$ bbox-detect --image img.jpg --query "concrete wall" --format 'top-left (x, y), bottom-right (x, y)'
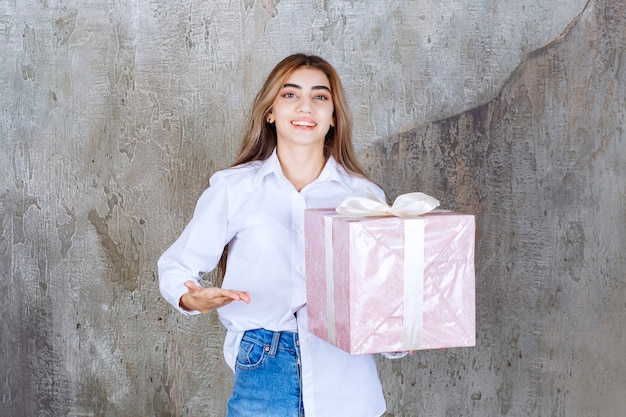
top-left (1, 0), bottom-right (624, 416)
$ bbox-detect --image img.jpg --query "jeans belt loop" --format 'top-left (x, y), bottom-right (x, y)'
top-left (269, 330), bottom-right (281, 358)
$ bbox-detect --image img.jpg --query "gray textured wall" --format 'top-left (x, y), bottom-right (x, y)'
top-left (1, 0), bottom-right (624, 416)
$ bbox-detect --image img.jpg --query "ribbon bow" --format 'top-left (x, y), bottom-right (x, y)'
top-left (336, 189), bottom-right (440, 218)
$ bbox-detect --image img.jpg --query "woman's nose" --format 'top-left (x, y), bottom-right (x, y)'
top-left (296, 97), bottom-right (312, 113)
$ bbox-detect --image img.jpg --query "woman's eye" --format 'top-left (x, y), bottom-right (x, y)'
top-left (315, 95), bottom-right (329, 101)
top-left (283, 92), bottom-right (296, 98)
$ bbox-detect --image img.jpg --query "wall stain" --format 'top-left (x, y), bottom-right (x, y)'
top-left (260, 0), bottom-right (280, 17)
top-left (56, 201), bottom-right (76, 259)
top-left (53, 8), bottom-right (77, 46)
top-left (243, 0), bottom-right (254, 11)
top-left (87, 191), bottom-right (141, 291)
top-left (0, 200), bottom-right (7, 257)
top-left (496, 381), bottom-right (513, 415)
top-left (20, 25), bottom-right (37, 81)
top-left (561, 222), bottom-right (586, 282)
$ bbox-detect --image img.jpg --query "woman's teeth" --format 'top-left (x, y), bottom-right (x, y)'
top-left (292, 121), bottom-right (316, 127)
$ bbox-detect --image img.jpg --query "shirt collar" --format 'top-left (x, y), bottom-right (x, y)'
top-left (251, 148), bottom-right (282, 185)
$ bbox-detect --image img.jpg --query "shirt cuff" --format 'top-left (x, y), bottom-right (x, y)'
top-left (170, 287), bottom-right (202, 316)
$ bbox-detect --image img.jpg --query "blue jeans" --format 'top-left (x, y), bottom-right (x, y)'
top-left (226, 329), bottom-right (304, 417)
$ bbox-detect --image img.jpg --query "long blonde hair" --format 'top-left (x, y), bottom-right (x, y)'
top-left (218, 54), bottom-right (369, 281)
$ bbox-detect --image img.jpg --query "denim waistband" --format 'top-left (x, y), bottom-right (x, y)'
top-left (242, 328), bottom-right (299, 358)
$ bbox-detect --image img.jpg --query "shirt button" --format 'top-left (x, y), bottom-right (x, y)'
top-left (297, 266), bottom-right (304, 273)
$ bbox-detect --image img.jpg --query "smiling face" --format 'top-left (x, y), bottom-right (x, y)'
top-left (268, 67), bottom-right (335, 152)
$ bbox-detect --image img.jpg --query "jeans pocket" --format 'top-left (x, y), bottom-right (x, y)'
top-left (235, 340), bottom-right (267, 371)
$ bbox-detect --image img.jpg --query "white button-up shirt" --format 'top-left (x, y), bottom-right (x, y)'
top-left (158, 149), bottom-right (387, 416)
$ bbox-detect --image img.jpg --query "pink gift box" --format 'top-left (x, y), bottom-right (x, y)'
top-left (305, 209), bottom-right (476, 355)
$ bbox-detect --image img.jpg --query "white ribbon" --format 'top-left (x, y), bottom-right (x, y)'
top-left (323, 216), bottom-right (337, 345)
top-left (403, 219), bottom-right (424, 349)
top-left (336, 189), bottom-right (440, 218)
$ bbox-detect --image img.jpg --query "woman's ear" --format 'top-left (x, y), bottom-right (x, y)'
top-left (266, 109), bottom-right (274, 124)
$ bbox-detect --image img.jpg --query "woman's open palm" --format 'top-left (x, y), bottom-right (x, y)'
top-left (180, 280), bottom-right (251, 313)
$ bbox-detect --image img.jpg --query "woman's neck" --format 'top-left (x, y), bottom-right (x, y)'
top-left (276, 145), bottom-right (326, 192)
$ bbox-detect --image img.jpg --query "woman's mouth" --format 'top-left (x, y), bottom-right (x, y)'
top-left (291, 120), bottom-right (317, 127)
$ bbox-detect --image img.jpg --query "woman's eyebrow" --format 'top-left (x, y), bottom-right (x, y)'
top-left (283, 83), bottom-right (332, 93)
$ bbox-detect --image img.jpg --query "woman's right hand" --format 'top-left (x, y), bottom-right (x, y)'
top-left (179, 280), bottom-right (251, 313)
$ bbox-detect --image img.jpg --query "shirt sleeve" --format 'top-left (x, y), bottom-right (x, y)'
top-left (356, 177), bottom-right (387, 204)
top-left (158, 176), bottom-right (232, 315)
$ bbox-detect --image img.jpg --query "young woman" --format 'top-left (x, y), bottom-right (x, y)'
top-left (158, 54), bottom-right (388, 416)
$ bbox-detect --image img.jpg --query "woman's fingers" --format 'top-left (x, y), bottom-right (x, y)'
top-left (185, 281), bottom-right (249, 301)
top-left (225, 289), bottom-right (251, 303)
